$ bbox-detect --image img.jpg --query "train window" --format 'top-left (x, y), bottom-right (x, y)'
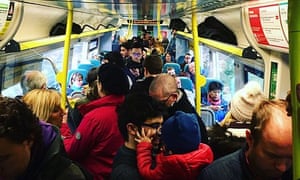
top-left (201, 45), bottom-right (235, 102)
top-left (43, 47), bottom-right (64, 71)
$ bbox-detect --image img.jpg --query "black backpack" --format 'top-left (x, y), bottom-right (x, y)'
top-left (198, 16), bottom-right (237, 45)
top-left (169, 18), bottom-right (191, 32)
top-left (50, 22), bottom-right (82, 36)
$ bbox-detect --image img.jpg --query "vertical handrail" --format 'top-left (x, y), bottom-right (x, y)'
top-left (156, 0), bottom-right (162, 41)
top-left (288, 0), bottom-right (300, 179)
top-left (60, 1), bottom-right (73, 109)
top-left (192, 0), bottom-right (201, 114)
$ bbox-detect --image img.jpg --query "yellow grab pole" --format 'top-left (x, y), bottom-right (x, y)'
top-left (157, 0), bottom-right (162, 41)
top-left (192, 0), bottom-right (202, 114)
top-left (58, 2), bottom-right (73, 109)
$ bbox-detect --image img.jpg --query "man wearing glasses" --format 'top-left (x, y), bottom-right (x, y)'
top-left (126, 41), bottom-right (144, 81)
top-left (111, 93), bottom-right (165, 180)
top-left (149, 73), bottom-right (208, 143)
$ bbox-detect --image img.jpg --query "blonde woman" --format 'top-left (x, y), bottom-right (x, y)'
top-left (23, 89), bottom-right (65, 128)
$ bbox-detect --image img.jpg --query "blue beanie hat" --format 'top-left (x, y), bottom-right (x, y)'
top-left (98, 63), bottom-right (129, 95)
top-left (161, 111), bottom-right (201, 154)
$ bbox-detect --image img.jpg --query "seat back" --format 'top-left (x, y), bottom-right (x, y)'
top-left (178, 76), bottom-right (194, 91)
top-left (90, 59), bottom-right (101, 67)
top-left (162, 62), bottom-right (181, 75)
top-left (201, 107), bottom-right (216, 128)
top-left (176, 55), bottom-right (185, 64)
top-left (183, 63), bottom-right (189, 72)
top-left (77, 63), bottom-right (95, 71)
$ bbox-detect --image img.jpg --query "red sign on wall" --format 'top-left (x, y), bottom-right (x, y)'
top-left (248, 3), bottom-right (288, 49)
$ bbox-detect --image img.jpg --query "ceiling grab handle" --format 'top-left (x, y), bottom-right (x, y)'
top-left (192, 0), bottom-right (204, 115)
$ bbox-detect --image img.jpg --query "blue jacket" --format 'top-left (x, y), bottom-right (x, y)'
top-left (201, 96), bottom-right (228, 122)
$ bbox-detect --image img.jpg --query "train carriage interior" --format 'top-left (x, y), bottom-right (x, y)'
top-left (0, 0), bottom-right (292, 126)
top-left (0, 0), bottom-right (299, 178)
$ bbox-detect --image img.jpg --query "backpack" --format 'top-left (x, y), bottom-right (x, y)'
top-left (66, 98), bottom-right (84, 133)
top-left (207, 124), bottom-right (246, 159)
top-left (169, 18), bottom-right (191, 32)
top-left (198, 16), bottom-right (237, 45)
top-left (50, 22), bottom-right (82, 36)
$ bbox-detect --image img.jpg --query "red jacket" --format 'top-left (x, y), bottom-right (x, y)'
top-left (137, 142), bottom-right (213, 180)
top-left (61, 95), bottom-right (125, 180)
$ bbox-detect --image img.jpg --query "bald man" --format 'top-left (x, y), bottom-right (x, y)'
top-left (149, 73), bottom-right (208, 143)
top-left (198, 99), bottom-right (292, 180)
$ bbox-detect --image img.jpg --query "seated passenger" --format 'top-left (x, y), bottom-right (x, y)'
top-left (201, 81), bottom-right (228, 122)
top-left (184, 61), bottom-right (196, 84)
top-left (0, 97), bottom-right (92, 180)
top-left (68, 72), bottom-right (84, 96)
top-left (198, 99), bottom-right (292, 180)
top-left (23, 89), bottom-right (65, 128)
top-left (20, 70), bottom-right (47, 95)
top-left (176, 76), bottom-right (195, 107)
top-left (207, 81), bottom-right (265, 159)
top-left (163, 52), bottom-right (174, 64)
top-left (136, 111), bottom-right (213, 180)
top-left (180, 52), bottom-right (192, 71)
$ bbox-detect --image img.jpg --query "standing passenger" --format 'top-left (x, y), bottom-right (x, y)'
top-left (120, 41), bottom-right (131, 65)
top-left (61, 64), bottom-right (129, 180)
top-left (198, 99), bottom-right (292, 180)
top-left (0, 97), bottom-right (92, 179)
top-left (149, 73), bottom-right (208, 143)
top-left (23, 89), bottom-right (65, 128)
top-left (126, 42), bottom-right (144, 81)
top-left (111, 93), bottom-right (165, 180)
top-left (130, 54), bottom-right (163, 95)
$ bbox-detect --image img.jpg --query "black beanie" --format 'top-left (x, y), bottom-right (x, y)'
top-left (97, 64), bottom-right (129, 95)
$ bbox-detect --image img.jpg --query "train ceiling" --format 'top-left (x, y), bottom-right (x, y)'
top-left (19, 0), bottom-right (246, 20)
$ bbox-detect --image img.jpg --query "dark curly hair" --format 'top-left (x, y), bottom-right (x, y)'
top-left (117, 93), bottom-right (166, 141)
top-left (0, 97), bottom-right (42, 144)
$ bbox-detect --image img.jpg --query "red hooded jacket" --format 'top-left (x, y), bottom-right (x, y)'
top-left (137, 142), bottom-right (213, 180)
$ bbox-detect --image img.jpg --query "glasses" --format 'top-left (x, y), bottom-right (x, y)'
top-left (160, 94), bottom-right (173, 104)
top-left (159, 91), bottom-right (177, 104)
top-left (132, 52), bottom-right (142, 57)
top-left (142, 123), bottom-right (162, 133)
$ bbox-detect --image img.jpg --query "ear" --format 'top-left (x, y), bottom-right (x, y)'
top-left (127, 123), bottom-right (138, 136)
top-left (23, 139), bottom-right (34, 148)
top-left (245, 129), bottom-right (254, 148)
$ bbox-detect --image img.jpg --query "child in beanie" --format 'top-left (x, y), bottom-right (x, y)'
top-left (135, 111), bottom-right (213, 180)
